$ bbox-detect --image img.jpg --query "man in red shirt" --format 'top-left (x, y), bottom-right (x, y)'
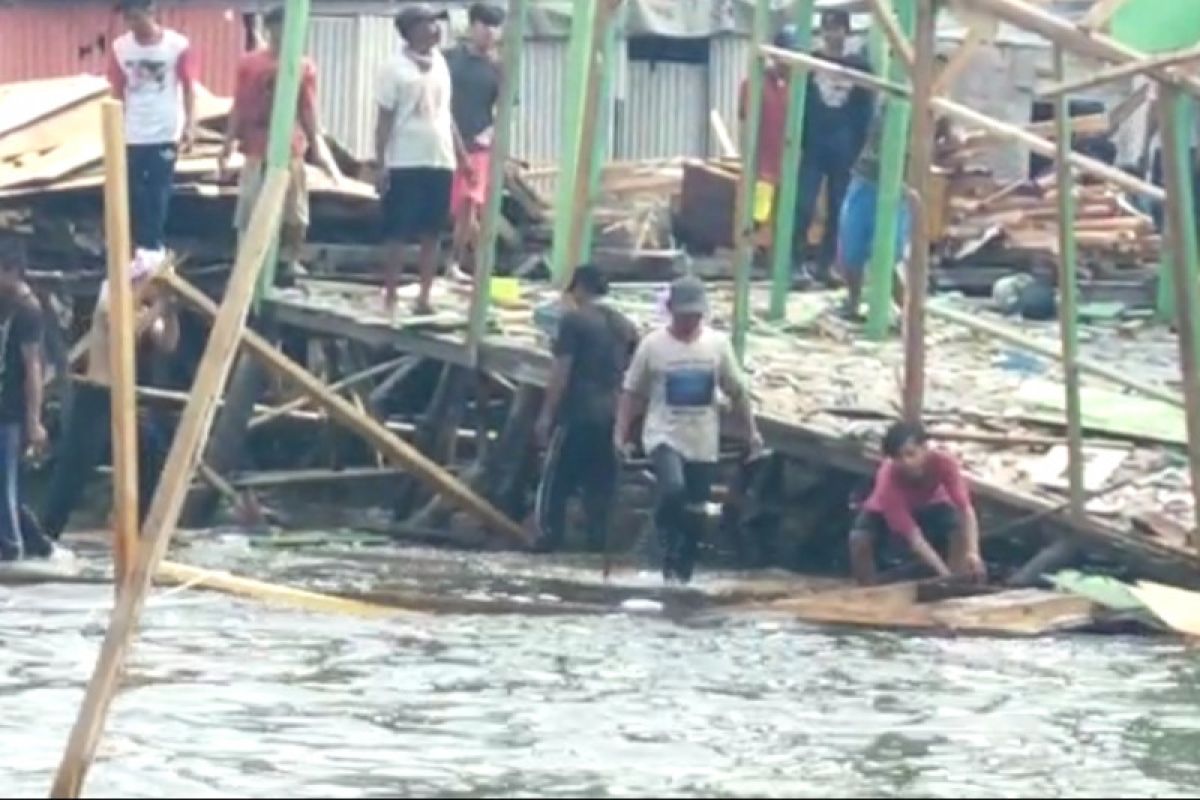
top-left (849, 422), bottom-right (985, 585)
top-left (737, 27), bottom-right (797, 235)
top-left (217, 5), bottom-right (340, 283)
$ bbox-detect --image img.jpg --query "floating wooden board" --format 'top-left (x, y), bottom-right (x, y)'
top-left (1129, 580), bottom-right (1200, 637)
top-left (1015, 379), bottom-right (1187, 445)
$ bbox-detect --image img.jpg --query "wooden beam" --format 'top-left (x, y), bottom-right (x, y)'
top-left (901, 0), bottom-right (937, 421)
top-left (763, 46), bottom-right (1167, 201)
top-left (162, 271), bottom-right (531, 548)
top-left (1052, 46), bottom-right (1086, 519)
top-left (1040, 46), bottom-right (1200, 98)
top-left (99, 100), bottom-right (138, 591)
top-left (48, 167), bottom-right (291, 800)
top-left (247, 354), bottom-right (410, 430)
top-left (1078, 0), bottom-right (1130, 31)
top-left (932, 22), bottom-right (992, 96)
top-left (867, 0), bottom-right (917, 74)
top-left (963, 0), bottom-right (1200, 99)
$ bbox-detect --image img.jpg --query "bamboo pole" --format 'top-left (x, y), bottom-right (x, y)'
top-left (733, 0), bottom-right (770, 360)
top-left (48, 168), bottom-right (291, 800)
top-left (762, 45), bottom-right (1167, 201)
top-left (249, 354), bottom-right (410, 430)
top-left (1039, 45), bottom-right (1200, 98)
top-left (932, 22), bottom-right (991, 96)
top-left (866, 0), bottom-right (916, 74)
top-left (901, 0), bottom-right (936, 421)
top-left (866, 0), bottom-right (915, 340)
top-left (163, 271), bottom-right (531, 547)
top-left (929, 302), bottom-right (1184, 408)
top-left (1078, 0), bottom-right (1131, 31)
top-left (98, 101), bottom-right (138, 591)
top-left (467, 0), bottom-right (526, 363)
top-left (960, 0), bottom-right (1200, 98)
top-left (768, 0), bottom-right (815, 321)
top-left (1052, 46), bottom-right (1085, 519)
top-left (1157, 87), bottom-right (1200, 551)
top-left (579, 0), bottom-right (623, 260)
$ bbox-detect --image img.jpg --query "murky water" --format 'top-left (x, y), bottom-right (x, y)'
top-left (3, 541), bottom-right (1200, 798)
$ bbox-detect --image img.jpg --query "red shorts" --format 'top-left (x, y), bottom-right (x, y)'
top-left (450, 149), bottom-right (491, 216)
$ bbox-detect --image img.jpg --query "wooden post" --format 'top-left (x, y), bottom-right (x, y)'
top-left (98, 100), bottom-right (138, 591)
top-left (466, 0), bottom-right (526, 363)
top-left (901, 0), bottom-right (936, 422)
top-left (163, 271), bottom-right (530, 547)
top-left (1053, 46), bottom-right (1086, 519)
top-left (549, 0), bottom-right (599, 283)
top-left (560, 0), bottom-right (619, 287)
top-left (866, 0), bottom-right (916, 74)
top-left (768, 0), bottom-right (815, 321)
top-left (865, 0), bottom-right (915, 340)
top-left (247, 354), bottom-right (410, 429)
top-left (1157, 87), bottom-right (1200, 551)
top-left (1040, 45), bottom-right (1200, 98)
top-left (254, 0), bottom-right (311, 302)
top-left (733, 0), bottom-right (770, 360)
top-left (49, 169), bottom-right (290, 800)
top-left (580, 0), bottom-right (623, 260)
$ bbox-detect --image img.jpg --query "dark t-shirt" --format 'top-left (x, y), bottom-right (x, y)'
top-left (803, 51), bottom-right (874, 164)
top-left (445, 45), bottom-right (501, 149)
top-left (554, 303), bottom-right (638, 426)
top-left (0, 296), bottom-right (42, 424)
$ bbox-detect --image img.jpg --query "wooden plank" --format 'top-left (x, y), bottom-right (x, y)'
top-left (1078, 0), bottom-right (1131, 31)
top-left (100, 100), bottom-right (138, 591)
top-left (866, 0), bottom-right (917, 74)
top-left (0, 75), bottom-right (107, 137)
top-left (1039, 46), bottom-right (1200, 98)
top-left (48, 168), bottom-right (290, 800)
top-left (165, 271), bottom-right (531, 547)
top-left (247, 354), bottom-right (411, 430)
top-left (932, 22), bottom-right (993, 97)
top-left (1129, 580), bottom-right (1200, 636)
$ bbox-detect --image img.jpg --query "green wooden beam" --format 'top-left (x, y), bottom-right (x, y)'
top-left (579, 0), bottom-right (621, 260)
top-left (768, 0), bottom-right (816, 321)
top-left (466, 0), bottom-right (526, 363)
top-left (732, 0), bottom-right (770, 360)
top-left (864, 0), bottom-right (914, 340)
top-left (254, 0), bottom-right (311, 304)
top-left (1052, 46), bottom-right (1085, 518)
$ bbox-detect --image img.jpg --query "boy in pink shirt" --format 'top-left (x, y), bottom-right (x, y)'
top-left (849, 422), bottom-right (985, 585)
top-left (107, 0), bottom-right (196, 251)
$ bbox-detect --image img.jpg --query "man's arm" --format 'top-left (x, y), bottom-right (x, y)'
top-left (218, 62), bottom-right (244, 180)
top-left (19, 305), bottom-right (45, 452)
top-left (615, 338), bottom-right (651, 451)
top-left (537, 354), bottom-right (572, 444)
top-left (718, 339), bottom-right (762, 453)
top-left (906, 530), bottom-right (953, 578)
top-left (299, 65), bottom-right (342, 182)
top-left (106, 51), bottom-right (127, 101)
top-left (941, 454), bottom-right (984, 575)
top-left (178, 45), bottom-right (198, 149)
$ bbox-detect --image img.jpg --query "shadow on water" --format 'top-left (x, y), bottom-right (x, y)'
top-left (2, 536), bottom-right (1200, 798)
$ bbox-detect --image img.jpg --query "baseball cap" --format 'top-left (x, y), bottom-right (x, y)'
top-left (773, 25), bottom-right (800, 51)
top-left (395, 3), bottom-right (449, 37)
top-left (666, 276), bottom-right (708, 315)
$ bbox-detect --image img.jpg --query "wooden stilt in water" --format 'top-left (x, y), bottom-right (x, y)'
top-left (99, 100), bottom-right (138, 591)
top-left (900, 0), bottom-right (936, 422)
top-left (248, 354), bottom-right (411, 430)
top-left (395, 364), bottom-right (471, 517)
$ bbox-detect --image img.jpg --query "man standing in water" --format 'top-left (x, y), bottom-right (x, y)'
top-left (375, 4), bottom-right (466, 314)
top-left (445, 2), bottom-right (506, 282)
top-left (849, 421), bottom-right (985, 585)
top-left (0, 237), bottom-right (51, 562)
top-left (615, 277), bottom-right (763, 583)
top-left (218, 5), bottom-right (341, 287)
top-left (108, 0), bottom-right (196, 251)
top-left (534, 265), bottom-right (638, 553)
top-left (792, 10), bottom-right (873, 284)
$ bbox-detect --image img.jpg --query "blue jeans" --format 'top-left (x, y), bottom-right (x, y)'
top-left (794, 146), bottom-right (853, 269)
top-left (127, 143), bottom-right (177, 250)
top-left (0, 423), bottom-right (50, 561)
top-left (651, 445), bottom-right (715, 583)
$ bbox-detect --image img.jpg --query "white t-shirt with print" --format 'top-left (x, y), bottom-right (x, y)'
top-left (376, 48), bottom-right (456, 170)
top-left (109, 29), bottom-right (192, 145)
top-left (623, 326), bottom-right (745, 464)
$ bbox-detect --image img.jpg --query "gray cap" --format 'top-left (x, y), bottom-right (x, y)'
top-left (667, 276), bottom-right (708, 315)
top-left (395, 3), bottom-right (449, 37)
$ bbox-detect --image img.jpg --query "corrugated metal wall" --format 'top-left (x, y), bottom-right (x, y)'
top-left (709, 34), bottom-right (747, 158)
top-left (620, 57), bottom-right (707, 160)
top-left (308, 14), bottom-right (399, 159)
top-left (0, 1), bottom-right (243, 94)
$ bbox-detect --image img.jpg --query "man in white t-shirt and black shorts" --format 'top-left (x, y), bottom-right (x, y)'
top-left (615, 277), bottom-right (764, 584)
top-left (374, 4), bottom-right (468, 316)
top-left (107, 0), bottom-right (196, 251)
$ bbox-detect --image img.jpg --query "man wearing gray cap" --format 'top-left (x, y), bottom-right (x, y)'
top-left (615, 276), bottom-right (763, 583)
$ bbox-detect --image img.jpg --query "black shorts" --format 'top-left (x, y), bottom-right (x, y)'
top-left (381, 167), bottom-right (453, 241)
top-left (852, 502), bottom-right (960, 555)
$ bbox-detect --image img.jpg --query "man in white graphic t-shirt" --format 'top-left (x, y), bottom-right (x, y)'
top-left (615, 277), bottom-right (763, 584)
top-left (108, 0), bottom-right (197, 251)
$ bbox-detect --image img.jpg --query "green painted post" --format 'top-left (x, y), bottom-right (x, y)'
top-left (864, 0), bottom-right (914, 340)
top-left (1052, 47), bottom-right (1084, 518)
top-left (466, 0), bottom-right (526, 362)
top-left (254, 0), bottom-right (311, 303)
top-left (768, 0), bottom-right (815, 321)
top-left (732, 0), bottom-right (770, 360)
top-left (580, 0), bottom-right (622, 260)
top-left (550, 0), bottom-right (598, 281)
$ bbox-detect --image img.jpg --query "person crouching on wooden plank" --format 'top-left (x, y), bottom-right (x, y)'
top-left (0, 236), bottom-right (53, 562)
top-left (533, 265), bottom-right (638, 553)
top-left (849, 421), bottom-right (985, 585)
top-left (40, 252), bottom-right (179, 542)
top-left (218, 5), bottom-right (342, 289)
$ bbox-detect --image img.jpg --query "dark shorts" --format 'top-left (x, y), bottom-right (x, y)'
top-left (852, 502), bottom-right (960, 555)
top-left (381, 167), bottom-right (453, 241)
